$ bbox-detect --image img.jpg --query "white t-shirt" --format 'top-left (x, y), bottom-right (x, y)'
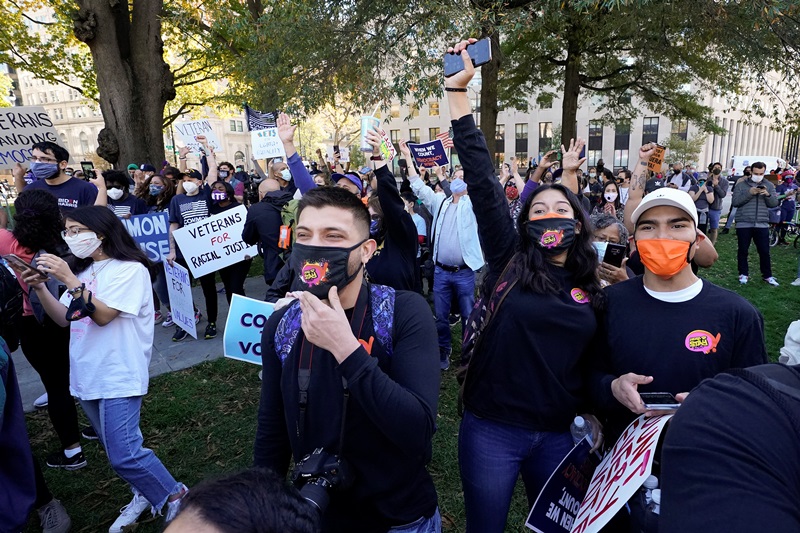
top-left (619, 186), bottom-right (630, 206)
top-left (59, 259), bottom-right (154, 400)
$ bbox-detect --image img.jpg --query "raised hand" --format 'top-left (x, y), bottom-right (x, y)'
top-left (276, 112), bottom-right (297, 145)
top-left (398, 139), bottom-right (412, 158)
top-left (561, 138), bottom-right (587, 171)
top-left (444, 38), bottom-right (478, 89)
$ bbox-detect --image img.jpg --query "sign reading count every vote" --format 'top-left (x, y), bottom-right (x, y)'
top-left (171, 204), bottom-right (257, 278)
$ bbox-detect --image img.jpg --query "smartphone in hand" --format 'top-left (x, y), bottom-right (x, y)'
top-left (640, 392), bottom-right (680, 410)
top-left (602, 243), bottom-right (627, 268)
top-left (80, 161), bottom-right (94, 180)
top-left (444, 38), bottom-right (493, 77)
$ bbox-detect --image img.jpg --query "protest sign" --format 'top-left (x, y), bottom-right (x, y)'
top-left (171, 204), bottom-right (258, 278)
top-left (251, 128), bottom-right (286, 159)
top-left (326, 145), bottom-right (351, 163)
top-left (647, 145), bottom-right (666, 173)
top-left (526, 438), bottom-right (601, 533)
top-left (408, 140), bottom-right (450, 169)
top-left (174, 119), bottom-right (222, 154)
top-left (165, 262), bottom-right (197, 339)
top-left (570, 414), bottom-right (673, 533)
top-left (0, 106), bottom-right (58, 169)
top-left (223, 294), bottom-right (276, 365)
top-left (122, 212), bottom-right (170, 263)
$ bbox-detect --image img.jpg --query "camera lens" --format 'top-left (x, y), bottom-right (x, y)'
top-left (300, 482), bottom-right (330, 513)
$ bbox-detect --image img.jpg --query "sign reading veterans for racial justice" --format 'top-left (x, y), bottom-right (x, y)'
top-left (0, 106), bottom-right (58, 169)
top-left (174, 119), bottom-right (223, 154)
top-left (570, 414), bottom-right (673, 533)
top-left (171, 204), bottom-right (257, 278)
top-left (408, 139), bottom-right (450, 169)
top-left (122, 212), bottom-right (170, 263)
top-left (251, 128), bottom-right (287, 159)
top-left (223, 294), bottom-right (276, 365)
top-left (526, 438), bottom-right (601, 533)
top-left (165, 262), bottom-right (197, 339)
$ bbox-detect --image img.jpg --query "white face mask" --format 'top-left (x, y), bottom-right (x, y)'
top-left (605, 192), bottom-right (618, 202)
top-left (281, 169), bottom-right (292, 181)
top-left (107, 188), bottom-right (124, 200)
top-left (750, 175), bottom-right (764, 183)
top-left (183, 181), bottom-right (200, 195)
top-left (64, 232), bottom-right (102, 259)
top-left (592, 241), bottom-right (608, 263)
top-left (589, 173), bottom-right (596, 178)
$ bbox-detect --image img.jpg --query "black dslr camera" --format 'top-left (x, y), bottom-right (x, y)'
top-left (291, 448), bottom-right (354, 513)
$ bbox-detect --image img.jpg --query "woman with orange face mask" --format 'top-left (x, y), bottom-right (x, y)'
top-left (444, 38), bottom-right (606, 533)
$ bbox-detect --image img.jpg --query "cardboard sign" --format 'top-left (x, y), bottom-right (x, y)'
top-left (171, 205), bottom-right (258, 277)
top-left (251, 128), bottom-right (287, 159)
top-left (0, 106), bottom-right (58, 169)
top-left (570, 414), bottom-right (673, 533)
top-left (165, 262), bottom-right (197, 339)
top-left (223, 294), bottom-right (276, 365)
top-left (378, 129), bottom-right (397, 161)
top-left (647, 145), bottom-right (666, 173)
top-left (526, 438), bottom-right (601, 533)
top-left (408, 139), bottom-right (450, 169)
top-left (122, 212), bottom-right (170, 263)
top-left (174, 119), bottom-right (222, 154)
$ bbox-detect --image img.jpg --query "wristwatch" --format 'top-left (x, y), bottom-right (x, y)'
top-left (67, 283), bottom-right (85, 297)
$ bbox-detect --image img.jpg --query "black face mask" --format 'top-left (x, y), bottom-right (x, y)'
top-left (219, 170), bottom-right (229, 178)
top-left (712, 168), bottom-right (721, 176)
top-left (289, 241), bottom-right (365, 298)
top-left (526, 216), bottom-right (577, 255)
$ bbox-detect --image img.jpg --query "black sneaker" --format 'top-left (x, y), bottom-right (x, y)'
top-left (46, 449), bottom-right (87, 471)
top-left (449, 314), bottom-right (460, 329)
top-left (81, 425), bottom-right (99, 441)
top-left (172, 327), bottom-right (188, 342)
top-left (204, 322), bottom-right (217, 339)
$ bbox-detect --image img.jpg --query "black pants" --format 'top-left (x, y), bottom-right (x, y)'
top-left (736, 226), bottom-right (772, 278)
top-left (19, 315), bottom-right (80, 449)
top-left (177, 258), bottom-right (218, 323)
top-left (219, 259), bottom-right (252, 304)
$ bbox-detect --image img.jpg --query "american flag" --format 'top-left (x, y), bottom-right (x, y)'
top-left (244, 104), bottom-right (277, 131)
top-left (436, 129), bottom-right (454, 149)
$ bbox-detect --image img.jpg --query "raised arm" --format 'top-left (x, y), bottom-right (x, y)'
top-left (251, 157), bottom-right (268, 180)
top-left (366, 129), bottom-right (416, 244)
top-left (560, 137), bottom-right (587, 195)
top-left (197, 136), bottom-right (218, 185)
top-left (624, 143), bottom-right (657, 236)
top-left (277, 113), bottom-right (316, 194)
top-left (178, 146), bottom-right (190, 172)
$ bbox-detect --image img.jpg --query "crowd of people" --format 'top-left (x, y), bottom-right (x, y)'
top-left (1, 37), bottom-right (799, 533)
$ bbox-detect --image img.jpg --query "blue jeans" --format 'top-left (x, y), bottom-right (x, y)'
top-left (433, 266), bottom-right (475, 353)
top-left (458, 410), bottom-right (574, 533)
top-left (388, 508), bottom-right (442, 533)
top-left (724, 207), bottom-right (737, 229)
top-left (79, 396), bottom-right (180, 512)
top-left (708, 209), bottom-right (722, 230)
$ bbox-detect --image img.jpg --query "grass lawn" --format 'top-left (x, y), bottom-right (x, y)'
top-left (23, 230), bottom-right (799, 532)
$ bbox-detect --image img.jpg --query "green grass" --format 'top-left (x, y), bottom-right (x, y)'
top-left (23, 231), bottom-right (799, 532)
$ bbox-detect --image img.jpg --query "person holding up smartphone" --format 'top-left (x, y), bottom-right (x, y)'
top-left (590, 213), bottom-right (632, 286)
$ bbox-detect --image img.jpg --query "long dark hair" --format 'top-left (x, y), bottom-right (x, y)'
top-left (599, 180), bottom-right (622, 210)
top-left (511, 184), bottom-right (604, 310)
top-left (12, 189), bottom-right (63, 253)
top-left (65, 207), bottom-right (151, 272)
top-left (137, 173), bottom-right (176, 210)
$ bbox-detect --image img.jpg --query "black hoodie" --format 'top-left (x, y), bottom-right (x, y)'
top-left (242, 190), bottom-right (294, 285)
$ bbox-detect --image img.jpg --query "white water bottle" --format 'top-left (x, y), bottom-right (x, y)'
top-left (570, 416), bottom-right (593, 446)
top-left (643, 475), bottom-right (658, 505)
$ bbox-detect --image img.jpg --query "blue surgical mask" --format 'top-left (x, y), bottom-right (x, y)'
top-left (281, 169), bottom-right (292, 181)
top-left (592, 241), bottom-right (608, 263)
top-left (149, 184), bottom-right (164, 196)
top-left (30, 161), bottom-right (61, 181)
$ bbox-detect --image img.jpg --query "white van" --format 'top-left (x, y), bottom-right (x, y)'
top-left (728, 155), bottom-right (786, 179)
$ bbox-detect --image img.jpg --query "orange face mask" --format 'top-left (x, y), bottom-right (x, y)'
top-left (636, 238), bottom-right (692, 278)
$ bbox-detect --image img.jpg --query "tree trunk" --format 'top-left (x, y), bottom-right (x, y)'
top-left (479, 31), bottom-right (501, 162)
top-left (73, 0), bottom-right (174, 168)
top-left (561, 33), bottom-right (581, 147)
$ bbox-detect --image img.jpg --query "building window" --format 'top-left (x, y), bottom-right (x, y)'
top-left (409, 103), bottom-right (419, 118)
top-left (495, 125), bottom-right (506, 168)
top-left (515, 123), bottom-right (528, 160)
top-left (642, 117), bottom-right (659, 145)
top-left (50, 90), bottom-right (59, 103)
top-left (390, 130), bottom-right (400, 144)
top-left (537, 94), bottom-right (553, 109)
top-left (230, 120), bottom-right (237, 132)
top-left (234, 151), bottom-right (245, 162)
top-left (69, 107), bottom-right (77, 119)
top-left (59, 132), bottom-right (68, 149)
top-left (91, 106), bottom-right (101, 117)
top-left (671, 119), bottom-right (688, 141)
top-left (614, 123), bottom-right (630, 151)
top-left (54, 108), bottom-right (63, 120)
top-left (429, 101), bottom-right (440, 117)
top-left (409, 129), bottom-right (420, 143)
top-left (613, 150), bottom-right (629, 168)
top-left (79, 131), bottom-right (90, 154)
top-left (588, 122), bottom-right (603, 151)
top-left (587, 150), bottom-right (602, 167)
top-left (429, 127), bottom-right (440, 141)
top-left (538, 122), bottom-right (553, 155)
top-left (390, 103), bottom-right (400, 119)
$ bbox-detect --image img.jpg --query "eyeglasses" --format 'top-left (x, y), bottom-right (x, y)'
top-left (61, 227), bottom-right (92, 238)
top-left (28, 155), bottom-right (58, 164)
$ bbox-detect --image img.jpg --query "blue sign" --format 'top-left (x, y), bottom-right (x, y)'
top-left (122, 212), bottom-right (170, 263)
top-left (408, 139), bottom-right (450, 169)
top-left (223, 294), bottom-right (276, 365)
top-left (525, 438), bottom-right (601, 533)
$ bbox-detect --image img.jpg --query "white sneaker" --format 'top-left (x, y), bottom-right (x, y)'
top-left (764, 276), bottom-right (780, 287)
top-left (791, 278), bottom-right (800, 287)
top-left (33, 392), bottom-right (49, 409)
top-left (164, 484), bottom-right (189, 523)
top-left (162, 312), bottom-right (174, 328)
top-left (738, 275), bottom-right (749, 284)
top-left (109, 492), bottom-right (151, 533)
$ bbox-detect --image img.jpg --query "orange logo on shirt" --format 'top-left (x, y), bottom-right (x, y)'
top-left (684, 330), bottom-right (721, 354)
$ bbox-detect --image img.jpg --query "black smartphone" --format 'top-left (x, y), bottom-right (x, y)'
top-left (602, 243), bottom-right (627, 268)
top-left (3, 254), bottom-right (48, 281)
top-left (444, 38), bottom-right (493, 77)
top-left (80, 161), bottom-right (94, 177)
top-left (640, 392), bottom-right (680, 410)
top-left (333, 144), bottom-right (340, 156)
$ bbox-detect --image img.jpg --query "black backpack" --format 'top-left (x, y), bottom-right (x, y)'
top-left (0, 260), bottom-right (24, 352)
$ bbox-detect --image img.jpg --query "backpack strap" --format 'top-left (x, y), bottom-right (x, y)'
top-left (274, 300), bottom-right (303, 366)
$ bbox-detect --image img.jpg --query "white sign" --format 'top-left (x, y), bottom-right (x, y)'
top-left (251, 128), bottom-right (286, 159)
top-left (171, 204), bottom-right (258, 277)
top-left (0, 106), bottom-right (58, 169)
top-left (326, 145), bottom-right (350, 163)
top-left (164, 262), bottom-right (197, 339)
top-left (571, 414), bottom-right (673, 533)
top-left (174, 119), bottom-right (222, 154)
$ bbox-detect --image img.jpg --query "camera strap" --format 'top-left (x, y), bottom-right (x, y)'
top-left (296, 284), bottom-right (370, 453)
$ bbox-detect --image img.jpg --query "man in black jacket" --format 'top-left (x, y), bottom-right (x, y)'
top-left (253, 187), bottom-right (441, 533)
top-left (242, 178), bottom-right (294, 287)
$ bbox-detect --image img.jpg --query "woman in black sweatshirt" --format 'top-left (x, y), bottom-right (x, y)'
top-left (445, 38), bottom-right (605, 533)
